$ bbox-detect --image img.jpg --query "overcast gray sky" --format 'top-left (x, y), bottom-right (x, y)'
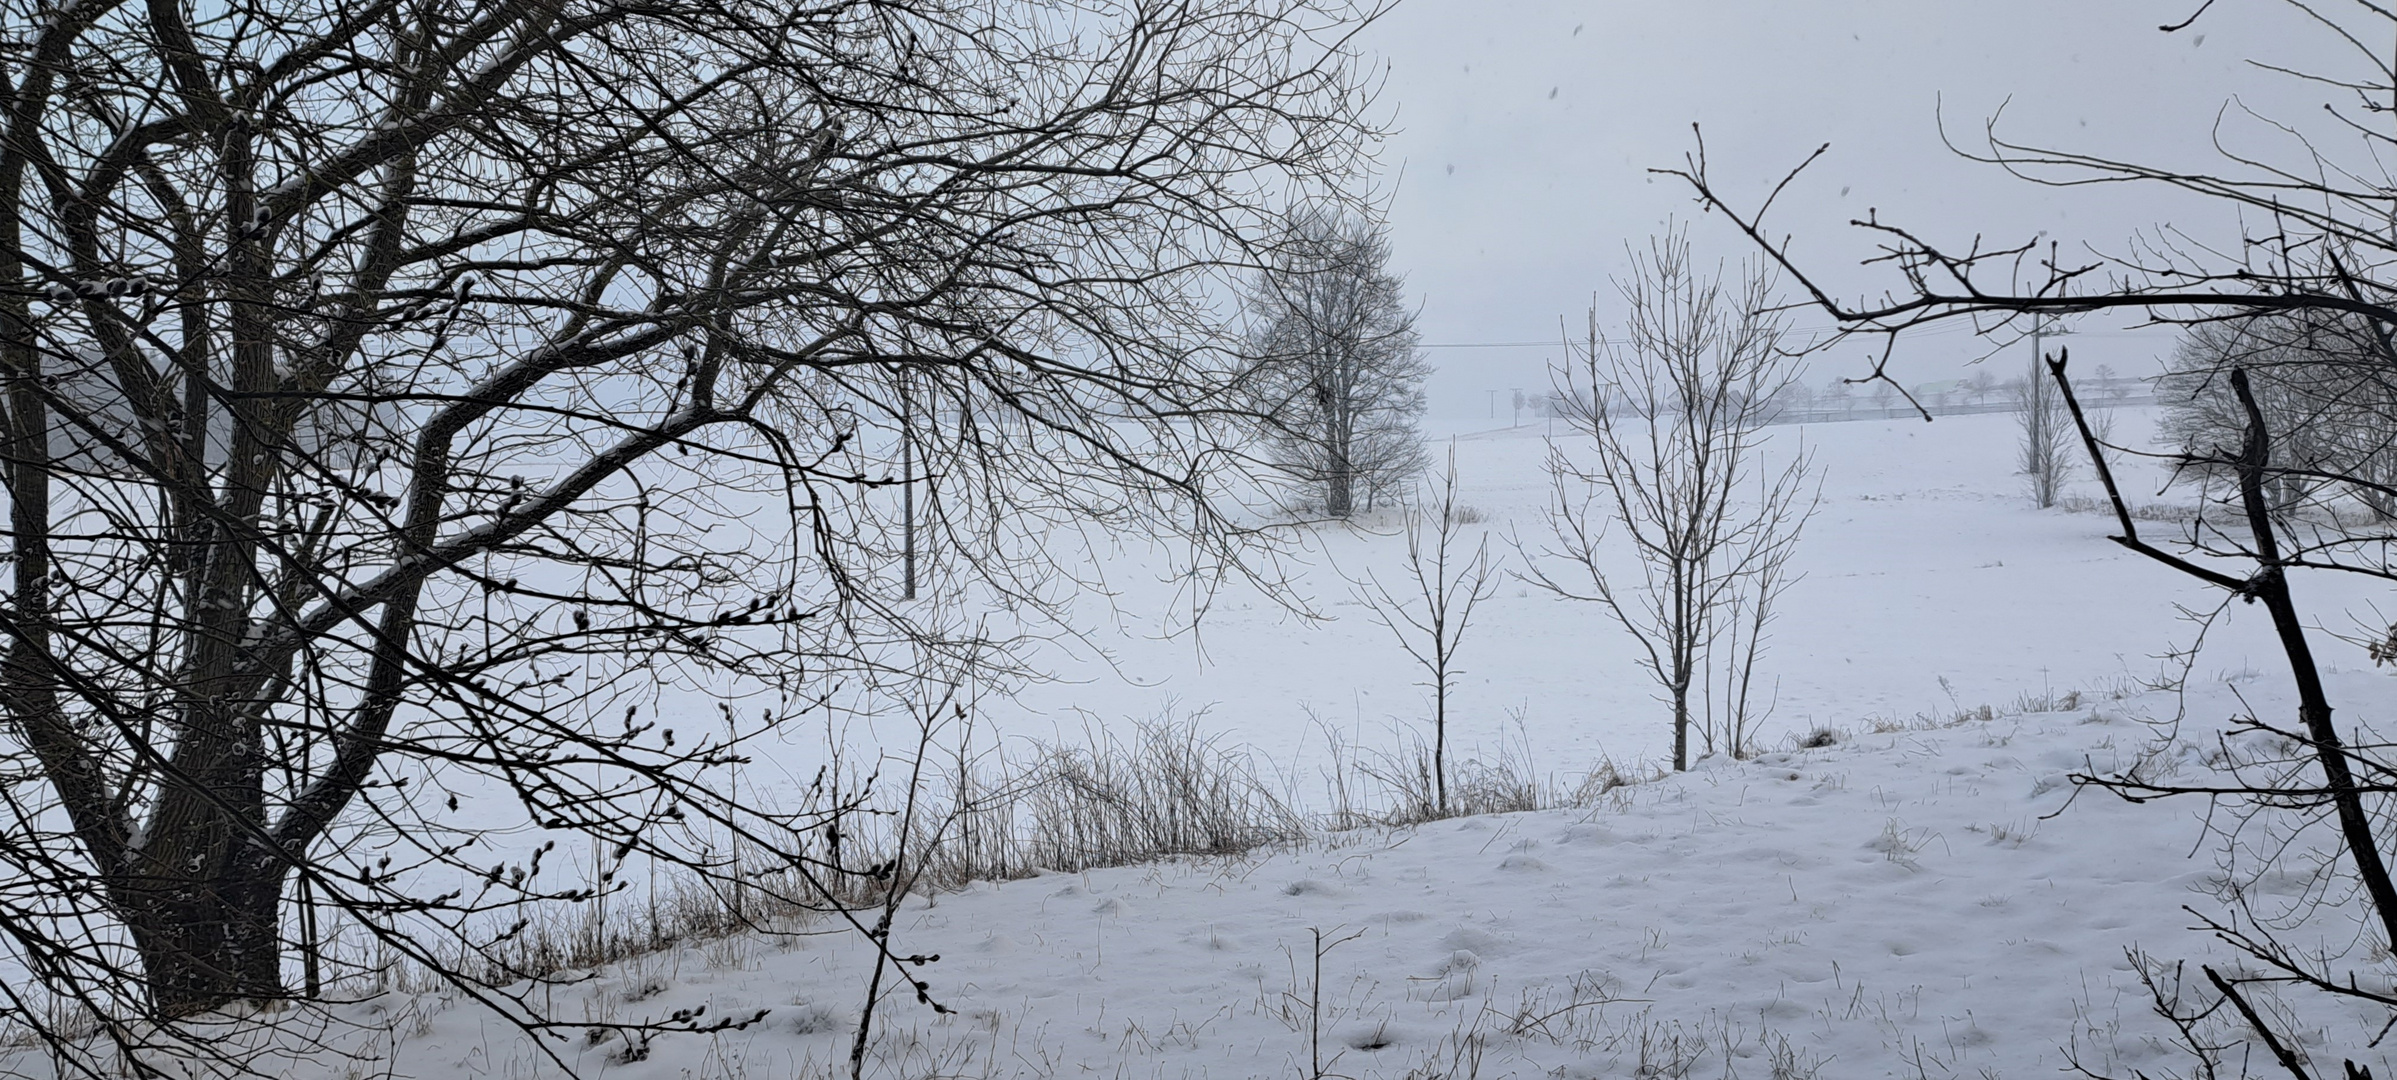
top-left (1357, 1), bottom-right (2356, 416)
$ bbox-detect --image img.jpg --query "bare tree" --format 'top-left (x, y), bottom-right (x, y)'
top-left (1966, 368), bottom-right (1997, 405)
top-left (1768, 378), bottom-right (1813, 421)
top-left (1821, 377), bottom-right (1853, 417)
top-left (2090, 362), bottom-right (2124, 401)
top-left (2017, 336), bottom-right (2074, 508)
top-left (1355, 442), bottom-right (1498, 815)
top-left (1241, 208), bottom-right (1430, 518)
top-left (1663, 2), bottom-right (2397, 1070)
top-left (0, 0), bottom-right (1385, 1070)
top-left (1526, 232), bottom-right (1818, 772)
top-left (2158, 314), bottom-right (2397, 521)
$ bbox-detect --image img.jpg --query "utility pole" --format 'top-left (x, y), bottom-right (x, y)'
top-left (2029, 316), bottom-right (2071, 383)
top-left (2024, 315), bottom-right (2073, 509)
top-left (1487, 388), bottom-right (1498, 419)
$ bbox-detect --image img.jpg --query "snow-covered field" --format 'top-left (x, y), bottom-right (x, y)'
top-left (357, 677), bottom-right (2397, 1079)
top-left (992, 408), bottom-right (2355, 769)
top-left (93, 408), bottom-right (2397, 1077)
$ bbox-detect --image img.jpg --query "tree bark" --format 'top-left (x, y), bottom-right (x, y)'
top-left (1671, 684), bottom-right (1690, 772)
top-left (123, 855), bottom-right (288, 1014)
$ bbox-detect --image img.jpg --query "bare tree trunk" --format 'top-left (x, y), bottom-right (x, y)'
top-left (1329, 372), bottom-right (1357, 518)
top-left (125, 860), bottom-right (288, 1014)
top-left (1672, 562), bottom-right (1694, 769)
top-left (1433, 672), bottom-right (1447, 814)
top-left (1670, 684), bottom-right (1691, 772)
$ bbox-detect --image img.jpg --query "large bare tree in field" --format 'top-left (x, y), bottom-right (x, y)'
top-left (1240, 208), bottom-right (1428, 519)
top-left (0, 0), bottom-right (1384, 1069)
top-left (1666, 2), bottom-right (2397, 1072)
top-left (2156, 313), bottom-right (2397, 521)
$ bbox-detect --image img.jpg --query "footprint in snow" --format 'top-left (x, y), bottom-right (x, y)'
top-left (1414, 969), bottom-right (1477, 1002)
top-left (1337, 1020), bottom-right (1408, 1051)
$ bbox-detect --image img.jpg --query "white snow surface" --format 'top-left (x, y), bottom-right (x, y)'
top-left (53, 408), bottom-right (2397, 1077)
top-left (965, 410), bottom-right (2343, 770)
top-left (346, 689), bottom-right (2391, 1079)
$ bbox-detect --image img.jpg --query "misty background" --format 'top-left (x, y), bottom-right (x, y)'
top-left (1364, 0), bottom-right (2337, 417)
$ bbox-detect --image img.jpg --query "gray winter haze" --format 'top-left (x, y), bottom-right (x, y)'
top-left (1368, 0), bottom-right (2337, 415)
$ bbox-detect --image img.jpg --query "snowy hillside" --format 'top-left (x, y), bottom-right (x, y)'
top-left (5, 407), bottom-right (2380, 1080)
top-left (342, 675), bottom-right (2393, 1079)
top-left (190, 406), bottom-right (2397, 1079)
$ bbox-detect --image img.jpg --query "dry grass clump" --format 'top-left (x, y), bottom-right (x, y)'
top-left (328, 715), bottom-right (1314, 998)
top-left (944, 718), bottom-right (1309, 881)
top-left (322, 676), bottom-right (2112, 1012)
top-left (1317, 721), bottom-right (1645, 829)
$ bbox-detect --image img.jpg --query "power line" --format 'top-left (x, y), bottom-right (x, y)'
top-left (1420, 321), bottom-right (2184, 350)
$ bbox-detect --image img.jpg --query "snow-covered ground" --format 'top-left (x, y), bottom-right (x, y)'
top-left (358, 675), bottom-right (2395, 1079)
top-left (63, 407), bottom-right (2397, 1077)
top-left (988, 408), bottom-right (2361, 770)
